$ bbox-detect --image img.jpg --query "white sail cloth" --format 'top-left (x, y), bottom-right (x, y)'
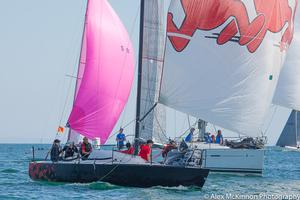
top-left (273, 9), bottom-right (300, 111)
top-left (138, 0), bottom-right (167, 143)
top-left (159, 0), bottom-right (298, 137)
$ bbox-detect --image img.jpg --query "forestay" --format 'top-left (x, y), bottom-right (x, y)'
top-left (159, 0), bottom-right (298, 137)
top-left (67, 0), bottom-right (135, 144)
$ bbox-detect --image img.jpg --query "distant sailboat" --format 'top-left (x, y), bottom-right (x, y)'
top-left (277, 111), bottom-right (300, 149)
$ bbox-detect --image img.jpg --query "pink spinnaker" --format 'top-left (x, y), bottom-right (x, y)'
top-left (68, 0), bottom-right (135, 144)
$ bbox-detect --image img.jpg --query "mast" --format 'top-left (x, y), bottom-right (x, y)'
top-left (296, 111), bottom-right (299, 147)
top-left (134, 0), bottom-right (145, 155)
top-left (67, 0), bottom-right (89, 141)
top-left (198, 119), bottom-right (207, 142)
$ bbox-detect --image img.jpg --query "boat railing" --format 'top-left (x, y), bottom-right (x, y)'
top-left (30, 145), bottom-right (207, 169)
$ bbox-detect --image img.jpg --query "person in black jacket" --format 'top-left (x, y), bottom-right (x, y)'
top-left (62, 142), bottom-right (78, 159)
top-left (50, 139), bottom-right (62, 162)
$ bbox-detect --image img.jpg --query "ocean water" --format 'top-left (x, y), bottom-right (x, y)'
top-left (0, 144), bottom-right (299, 200)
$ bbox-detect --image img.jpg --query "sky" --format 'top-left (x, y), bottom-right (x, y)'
top-left (0, 0), bottom-right (291, 144)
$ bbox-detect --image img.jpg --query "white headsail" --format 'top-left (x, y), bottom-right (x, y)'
top-left (159, 0), bottom-right (298, 137)
top-left (273, 5), bottom-right (300, 111)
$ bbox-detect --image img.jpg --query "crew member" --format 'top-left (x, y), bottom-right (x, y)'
top-left (80, 137), bottom-right (92, 160)
top-left (120, 142), bottom-right (135, 155)
top-left (185, 128), bottom-right (195, 142)
top-left (62, 141), bottom-right (78, 159)
top-left (139, 139), bottom-right (154, 162)
top-left (162, 140), bottom-right (177, 159)
top-left (116, 128), bottom-right (126, 150)
top-left (204, 132), bottom-right (213, 143)
top-left (211, 134), bottom-right (216, 143)
top-left (50, 139), bottom-right (62, 162)
top-left (216, 130), bottom-right (224, 144)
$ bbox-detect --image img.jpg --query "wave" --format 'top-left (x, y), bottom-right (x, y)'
top-left (88, 182), bottom-right (121, 190)
top-left (1, 168), bottom-right (19, 174)
top-left (152, 185), bottom-right (201, 192)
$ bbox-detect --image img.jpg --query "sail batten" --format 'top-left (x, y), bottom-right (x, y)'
top-left (67, 0), bottom-right (134, 144)
top-left (160, 0), bottom-right (298, 137)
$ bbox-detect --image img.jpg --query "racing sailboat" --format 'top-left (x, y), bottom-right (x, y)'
top-left (28, 0), bottom-right (209, 187)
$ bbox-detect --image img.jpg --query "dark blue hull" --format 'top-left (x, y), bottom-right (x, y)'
top-left (29, 161), bottom-right (209, 188)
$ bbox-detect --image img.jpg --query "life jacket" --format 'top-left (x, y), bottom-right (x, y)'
top-left (80, 142), bottom-right (92, 154)
top-left (120, 147), bottom-right (134, 155)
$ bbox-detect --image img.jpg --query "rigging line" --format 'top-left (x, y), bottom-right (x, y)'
top-left (98, 150), bottom-right (139, 181)
top-left (263, 105), bottom-right (278, 134)
top-left (177, 121), bottom-right (198, 139)
top-left (296, 111), bottom-right (299, 143)
top-left (154, 110), bottom-right (168, 140)
top-left (107, 118), bottom-right (137, 141)
top-left (53, 1), bottom-right (88, 143)
top-left (187, 114), bottom-right (191, 128)
top-left (179, 116), bottom-right (187, 136)
top-left (57, 1), bottom-right (87, 128)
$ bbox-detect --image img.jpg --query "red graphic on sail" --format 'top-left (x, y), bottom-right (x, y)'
top-left (249, 0), bottom-right (298, 52)
top-left (167, 0), bottom-right (298, 53)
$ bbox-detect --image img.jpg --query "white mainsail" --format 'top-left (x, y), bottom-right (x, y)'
top-left (138, 0), bottom-right (167, 143)
top-left (159, 0), bottom-right (298, 137)
top-left (273, 6), bottom-right (300, 111)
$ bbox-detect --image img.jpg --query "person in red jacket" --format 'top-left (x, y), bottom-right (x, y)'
top-left (120, 142), bottom-right (135, 155)
top-left (138, 140), bottom-right (154, 162)
top-left (162, 140), bottom-right (177, 159)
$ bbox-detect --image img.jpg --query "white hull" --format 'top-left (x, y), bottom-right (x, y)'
top-left (284, 146), bottom-right (300, 151)
top-left (194, 143), bottom-right (264, 175)
top-left (91, 143), bottom-right (264, 175)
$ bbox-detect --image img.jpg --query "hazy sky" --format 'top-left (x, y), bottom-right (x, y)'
top-left (0, 0), bottom-right (291, 144)
top-left (0, 0), bottom-right (142, 143)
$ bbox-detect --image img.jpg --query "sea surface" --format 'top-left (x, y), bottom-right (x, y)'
top-left (0, 144), bottom-right (299, 200)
